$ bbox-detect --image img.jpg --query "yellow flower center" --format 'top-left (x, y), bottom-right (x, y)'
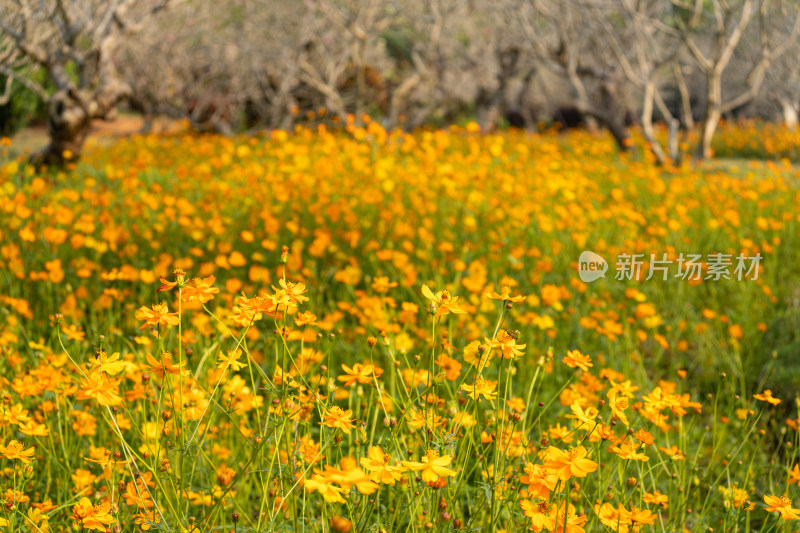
top-left (425, 449), bottom-right (440, 461)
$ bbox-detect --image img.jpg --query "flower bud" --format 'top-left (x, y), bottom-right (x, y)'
top-left (331, 516), bottom-right (352, 533)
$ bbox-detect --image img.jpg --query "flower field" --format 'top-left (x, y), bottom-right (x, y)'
top-left (0, 123), bottom-right (799, 532)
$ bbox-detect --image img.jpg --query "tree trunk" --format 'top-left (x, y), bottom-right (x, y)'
top-left (668, 119), bottom-right (680, 165)
top-left (698, 107), bottom-right (721, 160)
top-left (698, 72), bottom-right (722, 160)
top-left (578, 104), bottom-right (631, 152)
top-left (31, 32), bottom-right (131, 168)
top-left (780, 97), bottom-right (799, 131)
top-left (31, 81), bottom-right (130, 167)
top-left (32, 90), bottom-right (93, 167)
top-left (641, 79), bottom-right (668, 165)
top-left (601, 73), bottom-right (631, 151)
top-left (673, 62), bottom-right (695, 130)
top-left (604, 114), bottom-right (632, 152)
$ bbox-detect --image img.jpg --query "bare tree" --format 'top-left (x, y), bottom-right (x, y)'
top-left (668, 0), bottom-right (800, 159)
top-left (510, 0), bottom-right (635, 151)
top-left (0, 21), bottom-right (35, 107)
top-left (120, 0), bottom-right (398, 132)
top-left (766, 53), bottom-right (800, 130)
top-left (387, 0), bottom-right (478, 129)
top-left (585, 0), bottom-right (684, 164)
top-left (49, 0), bottom-right (800, 158)
top-left (0, 0), bottom-right (176, 165)
top-left (741, 3), bottom-right (800, 129)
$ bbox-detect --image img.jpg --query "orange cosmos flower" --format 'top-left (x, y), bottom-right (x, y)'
top-left (548, 502), bottom-right (587, 533)
top-left (543, 445), bottom-right (598, 481)
top-left (157, 268), bottom-right (186, 293)
top-left (611, 440), bottom-right (650, 462)
top-left (31, 499), bottom-right (56, 512)
top-left (76, 375), bottom-right (124, 406)
top-left (232, 293), bottom-right (266, 325)
top-left (406, 408), bottom-right (445, 430)
top-left (72, 497), bottom-right (114, 531)
top-left (488, 329), bottom-right (526, 359)
top-left (3, 404), bottom-right (30, 426)
top-left (565, 402), bottom-right (598, 426)
top-left (319, 457), bottom-right (379, 494)
top-left (0, 440), bottom-right (36, 463)
top-left (18, 421), bottom-right (50, 437)
top-left (295, 311), bottom-right (318, 327)
top-left (372, 276), bottom-right (398, 293)
top-left (754, 389), bottom-right (781, 405)
top-left (595, 502), bottom-right (626, 532)
top-left (436, 353), bottom-right (462, 380)
top-left (61, 323), bottom-right (86, 341)
top-left (216, 349), bottom-right (247, 372)
top-left (273, 279), bottom-right (309, 304)
top-left (634, 429), bottom-right (655, 445)
top-left (520, 499), bottom-right (554, 532)
top-left (520, 463), bottom-right (558, 499)
top-left (486, 285), bottom-right (526, 303)
top-left (659, 445), bottom-right (685, 461)
top-left (182, 276), bottom-right (219, 303)
top-left (322, 406), bottom-right (356, 433)
top-left (123, 479), bottom-right (155, 509)
top-left (145, 352), bottom-right (190, 378)
top-left (643, 490), bottom-right (669, 508)
top-left (607, 388), bottom-right (630, 426)
top-left (402, 449), bottom-right (457, 483)
top-left (304, 474), bottom-right (346, 503)
top-left (763, 495), bottom-right (800, 521)
top-left (789, 464), bottom-right (800, 487)
top-left (337, 363), bottom-right (383, 387)
top-left (133, 510), bottom-right (161, 530)
top-left (563, 349), bottom-right (593, 372)
top-left (135, 303), bottom-right (180, 329)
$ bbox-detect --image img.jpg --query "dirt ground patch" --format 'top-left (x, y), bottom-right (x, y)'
top-left (5, 113), bottom-right (185, 159)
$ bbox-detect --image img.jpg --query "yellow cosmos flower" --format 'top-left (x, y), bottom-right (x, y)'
top-left (763, 495), bottom-right (800, 521)
top-left (486, 285), bottom-right (526, 302)
top-left (337, 363), bottom-right (383, 386)
top-left (360, 446), bottom-right (406, 485)
top-left (421, 284), bottom-right (467, 316)
top-left (562, 349), bottom-right (593, 372)
top-left (0, 440), bottom-right (36, 463)
top-left (543, 445), bottom-right (598, 481)
top-left (460, 378), bottom-right (498, 401)
top-left (135, 303), bottom-right (180, 329)
top-left (322, 406), bottom-right (356, 433)
top-left (402, 449), bottom-right (457, 483)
